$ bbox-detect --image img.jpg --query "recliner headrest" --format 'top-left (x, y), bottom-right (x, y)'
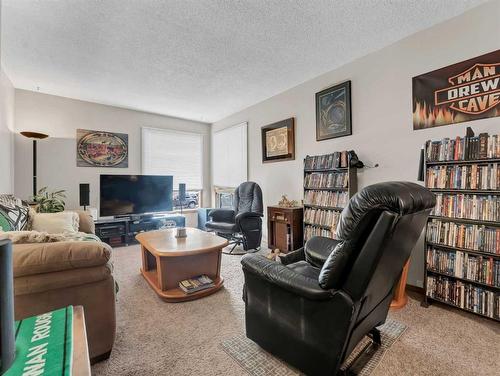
top-left (336, 181), bottom-right (436, 240)
top-left (234, 181), bottom-right (263, 215)
top-left (318, 182), bottom-right (435, 290)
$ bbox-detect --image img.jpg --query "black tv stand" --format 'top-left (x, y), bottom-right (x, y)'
top-left (94, 213), bottom-right (185, 247)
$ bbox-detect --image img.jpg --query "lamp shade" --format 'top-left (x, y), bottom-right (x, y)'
top-left (20, 131), bottom-right (49, 140)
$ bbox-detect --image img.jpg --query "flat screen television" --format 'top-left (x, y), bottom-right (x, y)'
top-left (100, 175), bottom-right (173, 217)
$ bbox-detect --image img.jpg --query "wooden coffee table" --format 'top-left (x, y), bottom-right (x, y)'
top-left (136, 228), bottom-right (228, 302)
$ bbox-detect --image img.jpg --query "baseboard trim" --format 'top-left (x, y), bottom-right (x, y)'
top-left (405, 284), bottom-right (424, 295)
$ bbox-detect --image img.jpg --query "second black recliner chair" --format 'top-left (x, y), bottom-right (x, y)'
top-left (206, 181), bottom-right (263, 253)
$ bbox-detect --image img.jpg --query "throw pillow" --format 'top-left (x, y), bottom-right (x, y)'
top-left (0, 194), bottom-right (30, 231)
top-left (31, 211), bottom-right (80, 234)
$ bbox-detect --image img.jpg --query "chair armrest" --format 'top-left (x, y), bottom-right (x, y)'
top-left (279, 247), bottom-right (305, 265)
top-left (241, 254), bottom-right (333, 301)
top-left (208, 209), bottom-right (235, 223)
top-left (235, 211), bottom-right (262, 226)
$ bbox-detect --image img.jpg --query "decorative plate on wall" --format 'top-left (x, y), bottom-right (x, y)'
top-left (76, 129), bottom-right (129, 167)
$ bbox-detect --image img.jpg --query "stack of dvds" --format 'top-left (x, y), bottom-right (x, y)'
top-left (426, 219), bottom-right (499, 254)
top-left (432, 193), bottom-right (500, 222)
top-left (426, 163), bottom-right (499, 190)
top-left (304, 152), bottom-right (348, 170)
top-left (426, 132), bottom-right (500, 162)
top-left (304, 172), bottom-right (348, 189)
top-left (304, 225), bottom-right (334, 242)
top-left (426, 246), bottom-right (500, 287)
top-left (424, 129), bottom-right (500, 322)
top-left (303, 152), bottom-right (358, 244)
top-left (304, 190), bottom-right (349, 208)
top-left (304, 208), bottom-right (341, 228)
top-left (426, 276), bottom-right (499, 319)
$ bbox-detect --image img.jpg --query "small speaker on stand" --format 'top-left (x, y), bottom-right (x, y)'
top-left (0, 239), bottom-right (15, 373)
top-left (80, 183), bottom-right (90, 211)
top-left (178, 183), bottom-right (186, 214)
top-left (176, 183), bottom-right (187, 238)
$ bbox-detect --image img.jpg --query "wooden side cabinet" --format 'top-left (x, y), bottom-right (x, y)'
top-left (267, 206), bottom-right (303, 253)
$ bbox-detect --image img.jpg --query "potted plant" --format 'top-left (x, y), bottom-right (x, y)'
top-left (32, 187), bottom-right (66, 213)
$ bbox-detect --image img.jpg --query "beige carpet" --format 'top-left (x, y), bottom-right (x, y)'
top-left (93, 245), bottom-right (500, 376)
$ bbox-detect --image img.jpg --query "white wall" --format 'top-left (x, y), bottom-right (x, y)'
top-left (0, 68), bottom-right (14, 193)
top-left (14, 90), bottom-right (211, 211)
top-left (0, 0), bottom-right (15, 194)
top-left (212, 1), bottom-right (500, 287)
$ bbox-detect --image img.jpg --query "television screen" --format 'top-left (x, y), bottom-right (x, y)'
top-left (100, 175), bottom-right (173, 217)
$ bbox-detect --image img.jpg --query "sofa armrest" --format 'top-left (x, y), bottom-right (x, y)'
top-left (241, 254), bottom-right (333, 301)
top-left (76, 210), bottom-right (95, 234)
top-left (13, 241), bottom-right (112, 278)
top-left (208, 209), bottom-right (235, 223)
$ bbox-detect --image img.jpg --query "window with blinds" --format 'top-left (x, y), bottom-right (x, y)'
top-left (142, 127), bottom-right (203, 191)
top-left (212, 122), bottom-right (248, 188)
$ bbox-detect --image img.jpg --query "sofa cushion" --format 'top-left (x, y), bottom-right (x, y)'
top-left (14, 264), bottom-right (112, 296)
top-left (76, 210), bottom-right (95, 234)
top-left (0, 194), bottom-right (29, 231)
top-left (287, 260), bottom-right (321, 280)
top-left (13, 241), bottom-right (112, 277)
top-left (31, 211), bottom-right (79, 234)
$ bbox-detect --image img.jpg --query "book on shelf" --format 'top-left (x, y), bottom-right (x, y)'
top-left (426, 246), bottom-right (500, 287)
top-left (424, 128), bottom-right (500, 321)
top-left (304, 151), bottom-right (348, 170)
top-left (426, 132), bottom-right (500, 162)
top-left (304, 225), bottom-right (334, 242)
top-left (426, 275), bottom-right (499, 319)
top-left (426, 163), bottom-right (499, 190)
top-left (304, 190), bottom-right (349, 208)
top-left (304, 208), bottom-right (341, 228)
top-left (426, 218), bottom-right (499, 254)
top-left (179, 275), bottom-right (214, 294)
top-left (304, 172), bottom-right (348, 189)
top-left (432, 193), bottom-right (500, 222)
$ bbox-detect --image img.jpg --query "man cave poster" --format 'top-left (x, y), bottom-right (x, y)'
top-left (413, 49), bottom-right (499, 130)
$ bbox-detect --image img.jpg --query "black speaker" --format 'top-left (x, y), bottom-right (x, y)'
top-left (80, 183), bottom-right (90, 209)
top-left (417, 147), bottom-right (425, 182)
top-left (178, 183), bottom-right (186, 201)
top-left (0, 239), bottom-right (15, 373)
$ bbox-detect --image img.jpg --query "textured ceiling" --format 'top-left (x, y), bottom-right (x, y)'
top-left (1, 0), bottom-right (488, 123)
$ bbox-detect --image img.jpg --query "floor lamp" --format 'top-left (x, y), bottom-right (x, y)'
top-left (20, 131), bottom-right (49, 197)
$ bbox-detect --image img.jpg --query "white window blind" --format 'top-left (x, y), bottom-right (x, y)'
top-left (142, 127), bottom-right (203, 190)
top-left (212, 122), bottom-right (247, 187)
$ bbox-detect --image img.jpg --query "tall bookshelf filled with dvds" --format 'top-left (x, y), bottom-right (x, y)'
top-left (423, 128), bottom-right (500, 322)
top-left (303, 151), bottom-right (358, 243)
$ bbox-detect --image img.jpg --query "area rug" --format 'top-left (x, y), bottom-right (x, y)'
top-left (221, 319), bottom-right (407, 376)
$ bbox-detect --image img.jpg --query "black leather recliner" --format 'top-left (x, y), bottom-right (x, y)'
top-left (241, 182), bottom-right (436, 375)
top-left (206, 181), bottom-right (263, 253)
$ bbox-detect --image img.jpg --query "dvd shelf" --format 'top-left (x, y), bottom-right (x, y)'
top-left (303, 152), bottom-right (357, 242)
top-left (424, 128), bottom-right (500, 322)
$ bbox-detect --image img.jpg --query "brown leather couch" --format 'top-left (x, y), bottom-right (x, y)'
top-left (12, 211), bottom-right (116, 362)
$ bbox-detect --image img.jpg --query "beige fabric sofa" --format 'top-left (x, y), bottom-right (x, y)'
top-left (12, 211), bottom-right (116, 362)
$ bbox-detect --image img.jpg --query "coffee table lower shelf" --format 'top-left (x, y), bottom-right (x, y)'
top-left (141, 269), bottom-right (224, 302)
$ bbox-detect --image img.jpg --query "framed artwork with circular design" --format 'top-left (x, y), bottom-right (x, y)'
top-left (76, 129), bottom-right (129, 167)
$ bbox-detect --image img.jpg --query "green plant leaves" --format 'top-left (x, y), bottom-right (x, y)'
top-left (32, 187), bottom-right (67, 213)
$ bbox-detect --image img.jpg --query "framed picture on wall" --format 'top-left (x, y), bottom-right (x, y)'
top-left (76, 129), bottom-right (129, 167)
top-left (315, 80), bottom-right (352, 141)
top-left (261, 118), bottom-right (295, 163)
